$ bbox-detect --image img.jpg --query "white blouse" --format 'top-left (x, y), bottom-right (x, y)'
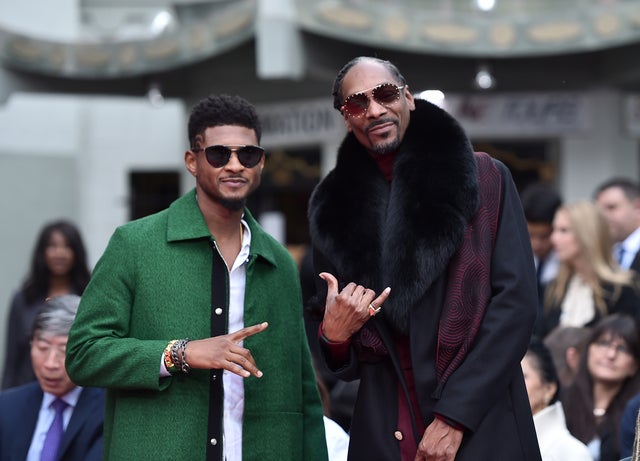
top-left (534, 401), bottom-right (594, 461)
top-left (559, 275), bottom-right (596, 328)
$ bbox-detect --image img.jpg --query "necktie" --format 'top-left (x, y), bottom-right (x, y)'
top-left (40, 398), bottom-right (68, 461)
top-left (618, 247), bottom-right (626, 267)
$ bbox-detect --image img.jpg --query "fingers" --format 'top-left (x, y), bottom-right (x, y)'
top-left (224, 345), bottom-right (263, 378)
top-left (225, 323), bottom-right (268, 378)
top-left (185, 324), bottom-right (268, 378)
top-left (321, 272), bottom-right (390, 308)
top-left (229, 322), bottom-right (268, 343)
top-left (416, 419), bottom-right (464, 461)
top-left (371, 287), bottom-right (391, 311)
top-left (319, 272), bottom-right (338, 298)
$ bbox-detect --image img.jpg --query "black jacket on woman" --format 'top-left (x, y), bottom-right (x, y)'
top-left (308, 100), bottom-right (542, 460)
top-left (540, 280), bottom-right (640, 338)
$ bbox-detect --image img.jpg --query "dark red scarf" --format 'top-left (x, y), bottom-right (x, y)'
top-left (434, 152), bottom-right (501, 390)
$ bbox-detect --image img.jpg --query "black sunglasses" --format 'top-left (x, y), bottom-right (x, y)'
top-left (341, 83), bottom-right (406, 118)
top-left (199, 145), bottom-right (265, 168)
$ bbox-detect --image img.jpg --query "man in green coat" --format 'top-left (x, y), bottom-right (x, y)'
top-left (65, 94), bottom-right (328, 461)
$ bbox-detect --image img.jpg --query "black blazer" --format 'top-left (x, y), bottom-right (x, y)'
top-left (630, 251), bottom-right (640, 273)
top-left (0, 382), bottom-right (104, 461)
top-left (540, 279), bottom-right (640, 338)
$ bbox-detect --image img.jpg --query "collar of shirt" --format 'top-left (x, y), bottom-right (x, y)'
top-left (26, 387), bottom-right (84, 461)
top-left (231, 218), bottom-right (251, 272)
top-left (41, 386), bottom-right (83, 411)
top-left (621, 226), bottom-right (640, 257)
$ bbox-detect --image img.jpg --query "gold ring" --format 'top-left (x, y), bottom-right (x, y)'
top-left (369, 303), bottom-right (382, 317)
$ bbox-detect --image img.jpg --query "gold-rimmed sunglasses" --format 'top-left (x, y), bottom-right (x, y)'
top-left (341, 83), bottom-right (406, 118)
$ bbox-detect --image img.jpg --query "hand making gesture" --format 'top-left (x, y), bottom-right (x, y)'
top-left (319, 272), bottom-right (391, 342)
top-left (185, 322), bottom-right (268, 378)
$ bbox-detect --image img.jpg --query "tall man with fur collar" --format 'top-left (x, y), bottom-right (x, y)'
top-left (308, 57), bottom-right (542, 460)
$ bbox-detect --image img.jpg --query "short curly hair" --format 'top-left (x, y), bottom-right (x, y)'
top-left (187, 94), bottom-right (262, 150)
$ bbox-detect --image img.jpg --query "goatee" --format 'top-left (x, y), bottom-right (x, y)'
top-left (219, 197), bottom-right (246, 211)
top-left (371, 137), bottom-right (400, 155)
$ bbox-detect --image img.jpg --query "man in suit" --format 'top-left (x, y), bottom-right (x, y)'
top-left (519, 182), bottom-right (562, 336)
top-left (594, 177), bottom-right (640, 271)
top-left (0, 294), bottom-right (104, 461)
top-left (520, 182), bottom-right (562, 289)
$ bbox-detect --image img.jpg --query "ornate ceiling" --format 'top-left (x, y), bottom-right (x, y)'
top-left (0, 0), bottom-right (639, 78)
top-left (300, 0), bottom-right (640, 56)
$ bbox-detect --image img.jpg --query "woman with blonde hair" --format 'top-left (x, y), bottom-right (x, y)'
top-left (539, 201), bottom-right (640, 337)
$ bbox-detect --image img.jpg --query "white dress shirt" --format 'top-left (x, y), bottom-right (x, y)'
top-left (158, 219), bottom-right (251, 461)
top-left (26, 386), bottom-right (83, 461)
top-left (324, 416), bottom-right (350, 461)
top-left (615, 226), bottom-right (640, 270)
top-left (223, 219), bottom-right (251, 460)
top-left (535, 251), bottom-right (559, 286)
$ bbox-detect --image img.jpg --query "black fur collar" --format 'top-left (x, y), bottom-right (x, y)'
top-left (308, 99), bottom-right (479, 331)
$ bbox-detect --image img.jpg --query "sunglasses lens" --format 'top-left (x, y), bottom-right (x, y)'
top-left (344, 93), bottom-right (369, 117)
top-left (373, 84), bottom-right (401, 104)
top-left (204, 145), bottom-right (231, 168)
top-left (237, 146), bottom-right (264, 168)
top-left (204, 145), bottom-right (264, 168)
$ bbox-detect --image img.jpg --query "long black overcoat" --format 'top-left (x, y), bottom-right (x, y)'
top-left (308, 99), bottom-right (542, 461)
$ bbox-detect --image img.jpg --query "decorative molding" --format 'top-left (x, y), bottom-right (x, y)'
top-left (2, 0), bottom-right (640, 78)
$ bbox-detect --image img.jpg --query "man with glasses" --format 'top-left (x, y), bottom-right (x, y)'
top-left (308, 57), bottom-right (541, 460)
top-left (0, 295), bottom-right (105, 461)
top-left (66, 94), bottom-right (328, 460)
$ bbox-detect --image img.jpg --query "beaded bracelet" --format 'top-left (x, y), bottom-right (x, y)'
top-left (163, 340), bottom-right (179, 374)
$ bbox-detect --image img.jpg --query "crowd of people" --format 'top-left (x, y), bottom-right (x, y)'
top-left (2, 55), bottom-right (640, 461)
top-left (522, 179), bottom-right (640, 461)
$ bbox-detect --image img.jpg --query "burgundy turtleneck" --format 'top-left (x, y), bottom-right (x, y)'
top-left (370, 151), bottom-right (396, 182)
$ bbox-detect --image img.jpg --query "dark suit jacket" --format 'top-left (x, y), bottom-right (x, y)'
top-left (0, 382), bottom-right (104, 461)
top-left (630, 251), bottom-right (640, 273)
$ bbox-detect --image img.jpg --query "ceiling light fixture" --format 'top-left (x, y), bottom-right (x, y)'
top-left (147, 81), bottom-right (165, 107)
top-left (474, 65), bottom-right (496, 90)
top-left (476, 0), bottom-right (496, 12)
top-left (150, 10), bottom-right (176, 36)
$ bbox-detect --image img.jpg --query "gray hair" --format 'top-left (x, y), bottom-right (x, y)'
top-left (31, 294), bottom-right (80, 338)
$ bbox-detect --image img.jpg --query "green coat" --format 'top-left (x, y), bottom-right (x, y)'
top-left (66, 189), bottom-right (328, 461)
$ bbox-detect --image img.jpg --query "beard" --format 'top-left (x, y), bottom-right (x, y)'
top-left (218, 197), bottom-right (247, 211)
top-left (370, 136), bottom-right (401, 155)
top-left (367, 118), bottom-right (401, 155)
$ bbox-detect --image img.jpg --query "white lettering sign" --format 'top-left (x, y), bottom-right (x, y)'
top-left (257, 98), bottom-right (344, 146)
top-left (441, 93), bottom-right (591, 136)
